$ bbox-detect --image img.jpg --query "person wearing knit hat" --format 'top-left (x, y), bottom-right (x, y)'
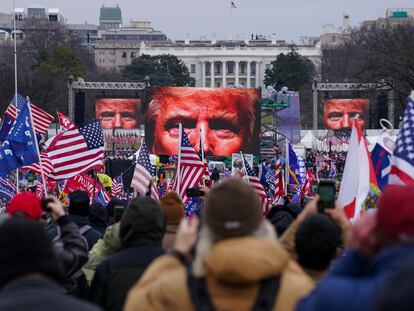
top-left (0, 217), bottom-right (101, 311)
top-left (124, 178), bottom-right (314, 311)
top-left (160, 191), bottom-right (184, 248)
top-left (7, 192), bottom-right (44, 220)
top-left (297, 183), bottom-right (414, 311)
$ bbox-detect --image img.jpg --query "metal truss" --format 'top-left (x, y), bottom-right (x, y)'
top-left (315, 82), bottom-right (392, 91)
top-left (67, 77), bottom-right (147, 120)
top-left (71, 80), bottom-right (146, 90)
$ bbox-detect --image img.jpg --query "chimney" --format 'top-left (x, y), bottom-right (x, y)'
top-left (343, 14), bottom-right (350, 32)
top-left (271, 34), bottom-right (277, 45)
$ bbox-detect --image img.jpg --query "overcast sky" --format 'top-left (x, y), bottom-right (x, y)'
top-left (1, 0), bottom-right (413, 42)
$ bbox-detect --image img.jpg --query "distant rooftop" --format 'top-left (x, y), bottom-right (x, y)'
top-left (100, 5), bottom-right (122, 21)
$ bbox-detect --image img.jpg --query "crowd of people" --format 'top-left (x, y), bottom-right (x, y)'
top-left (1, 174), bottom-right (414, 311)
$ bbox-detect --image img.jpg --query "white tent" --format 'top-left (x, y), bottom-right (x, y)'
top-left (300, 131), bottom-right (317, 148)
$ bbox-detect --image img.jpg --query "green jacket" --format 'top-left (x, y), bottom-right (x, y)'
top-left (82, 223), bottom-right (121, 284)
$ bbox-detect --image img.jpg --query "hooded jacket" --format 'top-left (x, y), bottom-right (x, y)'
top-left (89, 198), bottom-right (165, 311)
top-left (124, 237), bottom-right (313, 311)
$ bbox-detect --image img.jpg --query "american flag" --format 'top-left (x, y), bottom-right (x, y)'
top-left (21, 151), bottom-right (53, 178)
top-left (274, 156), bottom-right (286, 203)
top-left (111, 175), bottom-right (123, 196)
top-left (300, 170), bottom-right (316, 199)
top-left (389, 93), bottom-right (414, 184)
top-left (172, 128), bottom-right (206, 204)
top-left (242, 154), bottom-right (270, 215)
top-left (6, 94), bottom-right (54, 134)
top-left (45, 119), bottom-right (104, 180)
top-left (131, 141), bottom-right (159, 201)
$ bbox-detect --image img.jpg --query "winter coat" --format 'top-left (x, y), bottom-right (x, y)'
top-left (296, 244), bottom-right (414, 311)
top-left (0, 276), bottom-right (102, 311)
top-left (89, 197), bottom-right (165, 311)
top-left (124, 237), bottom-right (314, 311)
top-left (83, 223), bottom-right (121, 284)
top-left (52, 216), bottom-right (89, 278)
top-left (48, 215), bottom-right (102, 251)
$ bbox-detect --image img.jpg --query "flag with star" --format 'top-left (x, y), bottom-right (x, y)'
top-left (44, 119), bottom-right (104, 180)
top-left (131, 141), bottom-right (159, 201)
top-left (389, 92), bottom-right (414, 184)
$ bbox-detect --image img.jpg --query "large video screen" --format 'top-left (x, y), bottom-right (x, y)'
top-left (144, 87), bottom-right (261, 156)
top-left (95, 98), bottom-right (141, 129)
top-left (324, 99), bottom-right (369, 129)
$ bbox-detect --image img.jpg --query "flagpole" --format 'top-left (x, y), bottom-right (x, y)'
top-left (13, 0), bottom-right (19, 192)
top-left (200, 127), bottom-right (205, 163)
top-left (27, 100), bottom-right (48, 196)
top-left (239, 151), bottom-right (249, 182)
top-left (176, 123), bottom-right (182, 196)
top-left (285, 138), bottom-right (289, 194)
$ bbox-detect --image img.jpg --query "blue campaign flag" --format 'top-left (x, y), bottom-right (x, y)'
top-left (371, 132), bottom-right (394, 191)
top-left (0, 114), bottom-right (14, 142)
top-left (0, 103), bottom-right (39, 177)
top-left (0, 94), bottom-right (28, 142)
top-left (288, 143), bottom-right (302, 185)
top-left (0, 177), bottom-right (17, 201)
top-left (260, 163), bottom-right (277, 199)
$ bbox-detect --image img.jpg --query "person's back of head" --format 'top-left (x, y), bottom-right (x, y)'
top-left (7, 192), bottom-right (44, 221)
top-left (267, 204), bottom-right (300, 236)
top-left (377, 184), bottom-right (414, 244)
top-left (295, 214), bottom-right (341, 271)
top-left (120, 197), bottom-right (165, 248)
top-left (89, 202), bottom-right (107, 231)
top-left (68, 190), bottom-right (90, 217)
top-left (160, 191), bottom-right (184, 227)
top-left (0, 218), bottom-right (63, 288)
top-left (203, 178), bottom-right (262, 241)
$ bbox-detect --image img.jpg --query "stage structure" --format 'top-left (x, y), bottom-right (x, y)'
top-left (312, 81), bottom-right (394, 131)
top-left (260, 90), bottom-right (293, 158)
top-left (67, 76), bottom-right (147, 121)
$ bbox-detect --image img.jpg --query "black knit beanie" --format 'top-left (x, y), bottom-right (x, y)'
top-left (0, 218), bottom-right (64, 288)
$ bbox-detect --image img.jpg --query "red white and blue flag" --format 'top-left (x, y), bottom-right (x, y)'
top-left (131, 141), bottom-right (159, 201)
top-left (173, 127), bottom-right (206, 205)
top-left (111, 175), bottom-right (123, 196)
top-left (242, 154), bottom-right (270, 215)
top-left (389, 92), bottom-right (414, 185)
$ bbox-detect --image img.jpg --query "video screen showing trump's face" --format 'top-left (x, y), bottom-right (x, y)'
top-left (324, 99), bottom-right (369, 130)
top-left (96, 98), bottom-right (141, 129)
top-left (145, 87), bottom-right (261, 156)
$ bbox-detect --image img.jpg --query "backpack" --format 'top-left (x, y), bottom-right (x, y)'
top-left (187, 264), bottom-right (281, 311)
top-left (52, 224), bottom-right (93, 297)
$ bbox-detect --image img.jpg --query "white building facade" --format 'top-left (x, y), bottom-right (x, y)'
top-left (140, 39), bottom-right (321, 88)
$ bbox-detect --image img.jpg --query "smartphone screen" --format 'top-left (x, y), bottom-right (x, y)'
top-left (317, 181), bottom-right (336, 212)
top-left (114, 205), bottom-right (124, 222)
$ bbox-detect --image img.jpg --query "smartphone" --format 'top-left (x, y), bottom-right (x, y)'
top-left (317, 180), bottom-right (336, 213)
top-left (186, 188), bottom-right (204, 197)
top-left (114, 205), bottom-right (125, 223)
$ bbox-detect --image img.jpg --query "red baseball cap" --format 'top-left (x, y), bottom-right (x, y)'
top-left (377, 184), bottom-right (414, 241)
top-left (7, 192), bottom-right (43, 220)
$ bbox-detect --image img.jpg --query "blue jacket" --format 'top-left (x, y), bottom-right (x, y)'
top-left (296, 244), bottom-right (414, 311)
